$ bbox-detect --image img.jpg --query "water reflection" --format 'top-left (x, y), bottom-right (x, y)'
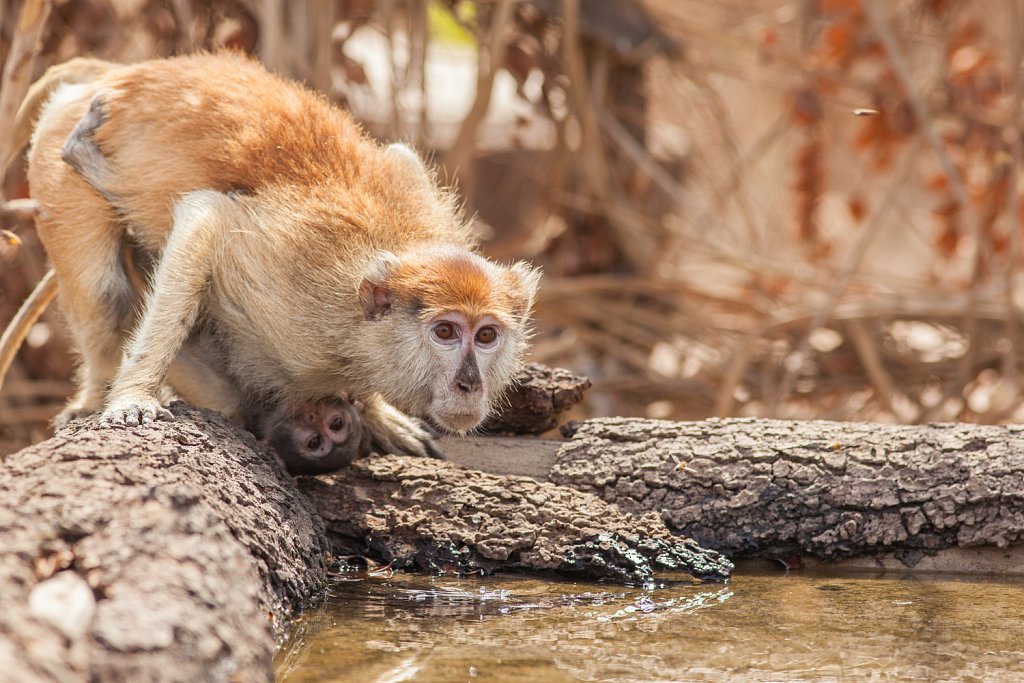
top-left (276, 567), bottom-right (1024, 682)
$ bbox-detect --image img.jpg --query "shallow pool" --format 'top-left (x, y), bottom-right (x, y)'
top-left (275, 565), bottom-right (1024, 681)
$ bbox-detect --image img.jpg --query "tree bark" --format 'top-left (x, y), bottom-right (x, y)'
top-left (481, 362), bottom-right (592, 435)
top-left (550, 417), bottom-right (1024, 566)
top-left (0, 404), bottom-right (327, 683)
top-left (299, 454), bottom-right (732, 583)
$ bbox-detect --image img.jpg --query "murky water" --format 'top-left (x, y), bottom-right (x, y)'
top-left (275, 565), bottom-right (1024, 682)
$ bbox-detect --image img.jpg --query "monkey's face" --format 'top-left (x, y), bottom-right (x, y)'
top-left (358, 247), bottom-right (541, 433)
top-left (264, 398), bottom-right (367, 475)
top-left (419, 311), bottom-right (511, 432)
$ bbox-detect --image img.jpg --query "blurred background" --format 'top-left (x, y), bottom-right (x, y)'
top-left (2, 0), bottom-right (1024, 455)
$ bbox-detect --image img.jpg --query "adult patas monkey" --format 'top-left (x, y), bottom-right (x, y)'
top-left (11, 53), bottom-right (540, 457)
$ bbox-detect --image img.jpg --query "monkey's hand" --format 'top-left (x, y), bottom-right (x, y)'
top-left (99, 394), bottom-right (175, 427)
top-left (362, 395), bottom-right (445, 459)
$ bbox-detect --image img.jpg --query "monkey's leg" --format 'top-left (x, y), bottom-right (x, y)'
top-left (100, 191), bottom-right (235, 427)
top-left (25, 93), bottom-right (135, 427)
top-left (361, 394), bottom-right (446, 459)
top-left (59, 104), bottom-right (246, 426)
top-left (28, 177), bottom-right (134, 427)
top-left (166, 347), bottom-right (245, 425)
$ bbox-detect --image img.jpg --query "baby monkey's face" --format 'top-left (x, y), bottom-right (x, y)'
top-left (263, 396), bottom-right (368, 475)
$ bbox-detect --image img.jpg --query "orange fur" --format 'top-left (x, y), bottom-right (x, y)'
top-left (390, 248), bottom-right (528, 326)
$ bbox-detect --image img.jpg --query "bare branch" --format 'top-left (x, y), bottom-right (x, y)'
top-left (442, 0), bottom-right (514, 181)
top-left (0, 0), bottom-right (52, 191)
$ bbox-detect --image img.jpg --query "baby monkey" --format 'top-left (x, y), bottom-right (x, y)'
top-left (252, 395), bottom-right (370, 476)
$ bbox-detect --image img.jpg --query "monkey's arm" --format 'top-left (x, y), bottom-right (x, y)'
top-left (361, 394), bottom-right (445, 459)
top-left (101, 191), bottom-right (234, 426)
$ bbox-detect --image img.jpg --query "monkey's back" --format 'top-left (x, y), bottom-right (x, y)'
top-left (48, 52), bottom-right (468, 253)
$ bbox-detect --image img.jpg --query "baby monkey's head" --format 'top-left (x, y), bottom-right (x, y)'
top-left (262, 396), bottom-right (369, 475)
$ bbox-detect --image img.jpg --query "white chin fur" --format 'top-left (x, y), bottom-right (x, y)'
top-left (430, 409), bottom-right (484, 433)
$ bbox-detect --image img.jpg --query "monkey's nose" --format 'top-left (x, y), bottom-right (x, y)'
top-left (456, 378), bottom-right (481, 394)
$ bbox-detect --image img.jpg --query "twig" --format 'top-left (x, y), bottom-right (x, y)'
top-left (0, 198), bottom-right (39, 221)
top-left (408, 0), bottom-right (429, 147)
top-left (311, 0), bottom-right (335, 95)
top-left (442, 0), bottom-right (514, 182)
top-left (864, 1), bottom-right (967, 207)
top-left (677, 61), bottom-right (764, 247)
top-left (379, 0), bottom-right (400, 139)
top-left (1, 379), bottom-right (74, 400)
top-left (0, 404), bottom-right (61, 426)
top-left (863, 0), bottom-right (988, 418)
top-left (169, 0), bottom-right (196, 51)
top-left (594, 109), bottom-right (695, 218)
top-left (844, 318), bottom-right (918, 421)
top-left (258, 0), bottom-right (285, 74)
top-left (1001, 0), bottom-right (1024, 383)
top-left (559, 0), bottom-right (609, 202)
top-left (771, 136), bottom-right (925, 411)
top-left (0, 0), bottom-right (51, 191)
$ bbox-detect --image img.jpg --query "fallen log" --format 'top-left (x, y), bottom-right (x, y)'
top-left (300, 454), bottom-right (732, 583)
top-left (10, 357), bottom-right (1024, 679)
top-left (0, 380), bottom-right (727, 680)
top-left (442, 419), bottom-right (1024, 572)
top-left (0, 405), bottom-right (328, 682)
top-left (547, 417), bottom-right (1024, 568)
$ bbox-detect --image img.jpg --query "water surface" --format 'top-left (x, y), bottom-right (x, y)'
top-left (276, 565), bottom-right (1024, 681)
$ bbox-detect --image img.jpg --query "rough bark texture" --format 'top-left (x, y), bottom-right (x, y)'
top-left (551, 417), bottom-right (1024, 565)
top-left (299, 454), bottom-right (732, 582)
top-left (481, 362), bottom-right (591, 435)
top-left (0, 404), bottom-right (328, 683)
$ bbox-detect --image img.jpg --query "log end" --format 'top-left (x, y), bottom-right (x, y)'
top-left (483, 363), bottom-right (592, 435)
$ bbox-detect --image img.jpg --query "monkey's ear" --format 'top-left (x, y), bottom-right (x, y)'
top-left (505, 261), bottom-right (542, 321)
top-left (385, 143), bottom-right (432, 188)
top-left (358, 251), bottom-right (400, 320)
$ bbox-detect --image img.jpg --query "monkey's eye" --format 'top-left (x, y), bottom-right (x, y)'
top-left (475, 326), bottom-right (497, 345)
top-left (306, 435), bottom-right (323, 451)
top-left (433, 322), bottom-right (456, 341)
top-left (329, 417), bottom-right (344, 431)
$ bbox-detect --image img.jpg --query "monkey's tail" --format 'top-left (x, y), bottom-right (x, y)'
top-left (3, 57), bottom-right (115, 178)
top-left (0, 268), bottom-right (57, 393)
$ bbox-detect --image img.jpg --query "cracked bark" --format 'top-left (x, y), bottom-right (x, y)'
top-left (299, 454), bottom-right (732, 583)
top-left (0, 405), bottom-right (328, 683)
top-left (550, 417), bottom-right (1024, 566)
top-left (482, 362), bottom-right (592, 434)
